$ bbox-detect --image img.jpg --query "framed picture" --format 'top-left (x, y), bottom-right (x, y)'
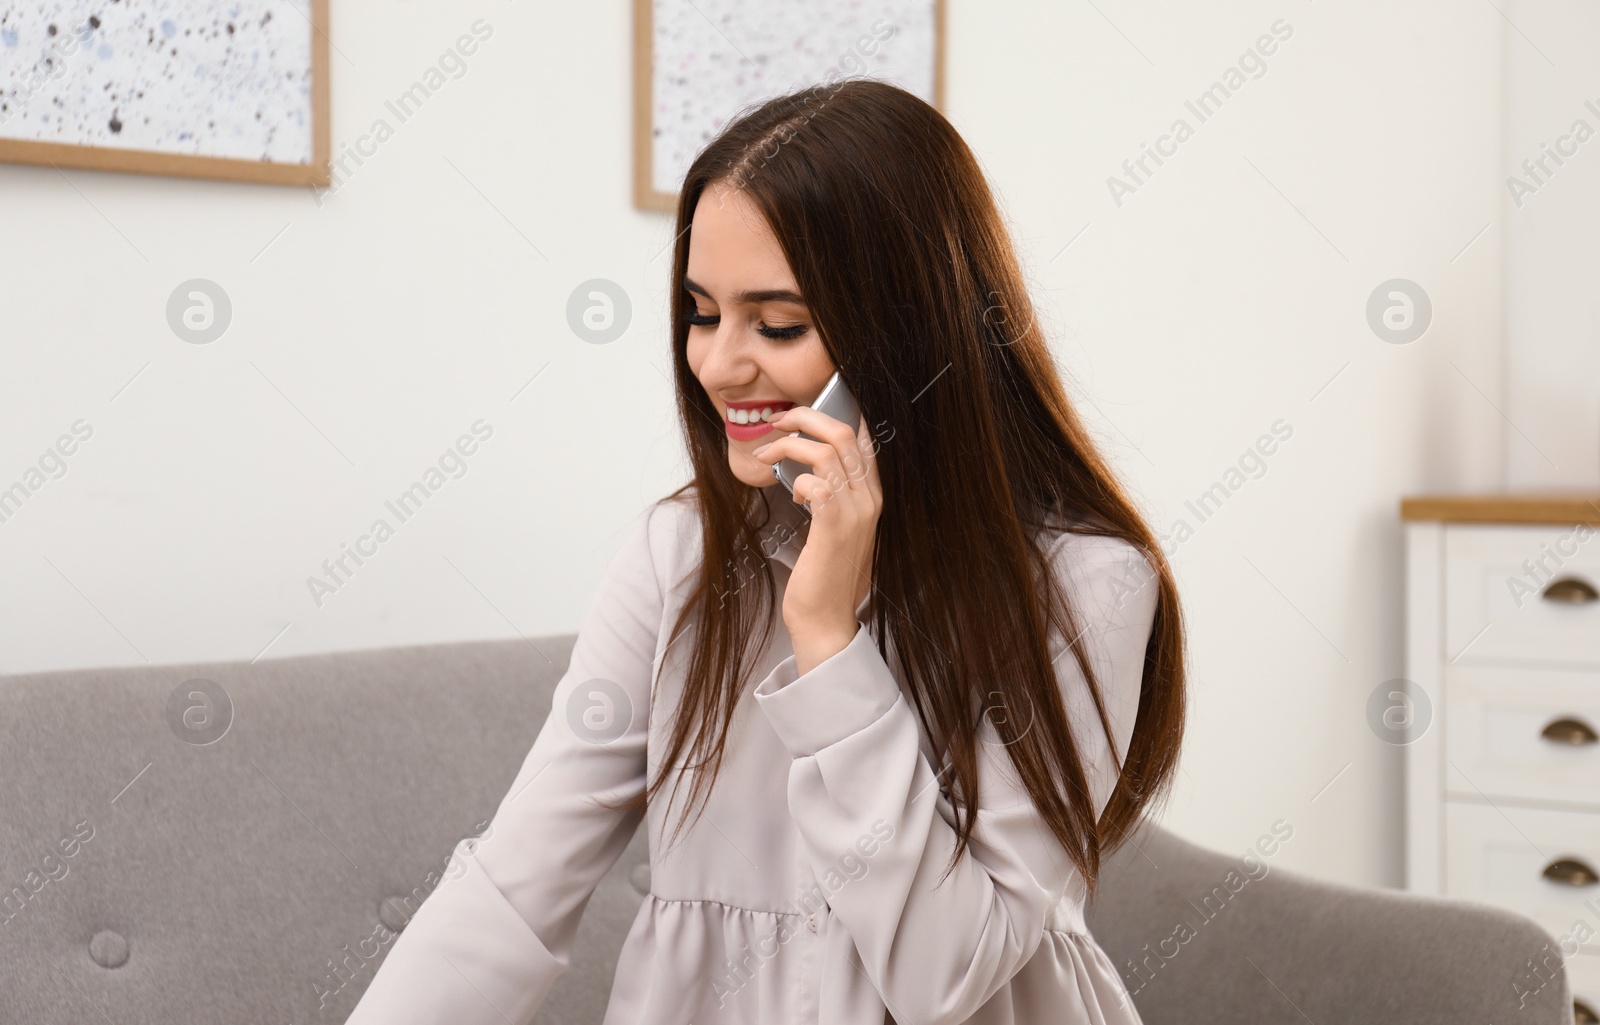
top-left (0, 0), bottom-right (330, 187)
top-left (633, 0), bottom-right (945, 212)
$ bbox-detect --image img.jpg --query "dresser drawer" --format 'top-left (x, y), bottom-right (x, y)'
top-left (1445, 801), bottom-right (1600, 952)
top-left (1574, 954), bottom-right (1600, 1025)
top-left (1445, 525), bottom-right (1600, 666)
top-left (1446, 665), bottom-right (1600, 809)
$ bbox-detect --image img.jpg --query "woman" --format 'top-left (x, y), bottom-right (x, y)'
top-left (347, 79), bottom-right (1185, 1025)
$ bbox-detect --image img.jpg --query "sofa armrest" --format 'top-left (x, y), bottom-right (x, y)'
top-left (1085, 822), bottom-right (1573, 1025)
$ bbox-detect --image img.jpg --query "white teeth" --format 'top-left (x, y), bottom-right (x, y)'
top-left (728, 405), bottom-right (784, 424)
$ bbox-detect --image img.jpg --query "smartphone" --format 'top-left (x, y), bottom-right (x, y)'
top-left (772, 371), bottom-right (863, 516)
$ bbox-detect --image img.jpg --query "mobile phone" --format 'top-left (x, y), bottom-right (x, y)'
top-left (772, 371), bottom-right (863, 516)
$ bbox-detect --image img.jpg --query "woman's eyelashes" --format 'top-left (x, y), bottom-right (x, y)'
top-left (758, 322), bottom-right (809, 340)
top-left (684, 309), bottom-right (809, 340)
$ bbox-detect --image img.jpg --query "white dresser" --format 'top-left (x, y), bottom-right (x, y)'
top-left (1404, 494), bottom-right (1600, 1023)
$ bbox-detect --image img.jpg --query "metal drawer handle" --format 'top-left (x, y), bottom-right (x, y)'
top-left (1541, 717), bottom-right (1600, 746)
top-left (1576, 998), bottom-right (1598, 1025)
top-left (1541, 576), bottom-right (1599, 604)
top-left (1541, 858), bottom-right (1600, 887)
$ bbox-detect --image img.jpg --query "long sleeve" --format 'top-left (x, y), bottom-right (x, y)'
top-left (345, 502), bottom-right (667, 1025)
top-left (750, 533), bottom-right (1157, 1025)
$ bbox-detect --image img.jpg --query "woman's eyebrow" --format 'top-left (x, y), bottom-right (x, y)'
top-left (683, 277), bottom-right (806, 305)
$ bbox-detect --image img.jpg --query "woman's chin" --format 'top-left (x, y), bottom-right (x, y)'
top-left (728, 458), bottom-right (779, 489)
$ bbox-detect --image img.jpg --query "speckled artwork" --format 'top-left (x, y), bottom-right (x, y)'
top-left (0, 0), bottom-right (314, 164)
top-left (650, 0), bottom-right (938, 195)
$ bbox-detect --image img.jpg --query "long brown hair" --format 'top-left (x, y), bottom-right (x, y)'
top-left (609, 79), bottom-right (1185, 897)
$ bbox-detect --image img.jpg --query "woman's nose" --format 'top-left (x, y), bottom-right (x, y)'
top-left (695, 326), bottom-right (755, 388)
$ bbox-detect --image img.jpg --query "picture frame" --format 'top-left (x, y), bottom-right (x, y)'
top-left (632, 0), bottom-right (945, 212)
top-left (0, 0), bottom-right (331, 187)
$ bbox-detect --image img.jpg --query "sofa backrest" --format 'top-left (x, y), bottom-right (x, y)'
top-left (0, 636), bottom-right (651, 1024)
top-left (0, 636), bottom-right (1574, 1025)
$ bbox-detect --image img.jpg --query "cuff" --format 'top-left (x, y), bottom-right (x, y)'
top-left (752, 624), bottom-right (902, 758)
top-left (344, 843), bottom-right (565, 1025)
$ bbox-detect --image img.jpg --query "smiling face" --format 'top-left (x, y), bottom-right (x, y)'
top-left (684, 181), bottom-right (836, 489)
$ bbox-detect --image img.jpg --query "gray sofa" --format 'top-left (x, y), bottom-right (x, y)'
top-left (0, 636), bottom-right (1575, 1024)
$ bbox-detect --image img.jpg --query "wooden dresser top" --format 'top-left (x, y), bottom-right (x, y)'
top-left (1401, 492), bottom-right (1600, 525)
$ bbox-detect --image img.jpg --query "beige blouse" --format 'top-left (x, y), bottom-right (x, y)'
top-left (345, 484), bottom-right (1157, 1025)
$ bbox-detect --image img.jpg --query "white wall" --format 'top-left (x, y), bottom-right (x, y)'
top-left (1504, 0), bottom-right (1600, 489)
top-left (0, 1), bottom-right (1509, 892)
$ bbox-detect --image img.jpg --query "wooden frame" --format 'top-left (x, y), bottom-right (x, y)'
top-left (0, 0), bottom-right (331, 187)
top-left (632, 0), bottom-right (946, 212)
